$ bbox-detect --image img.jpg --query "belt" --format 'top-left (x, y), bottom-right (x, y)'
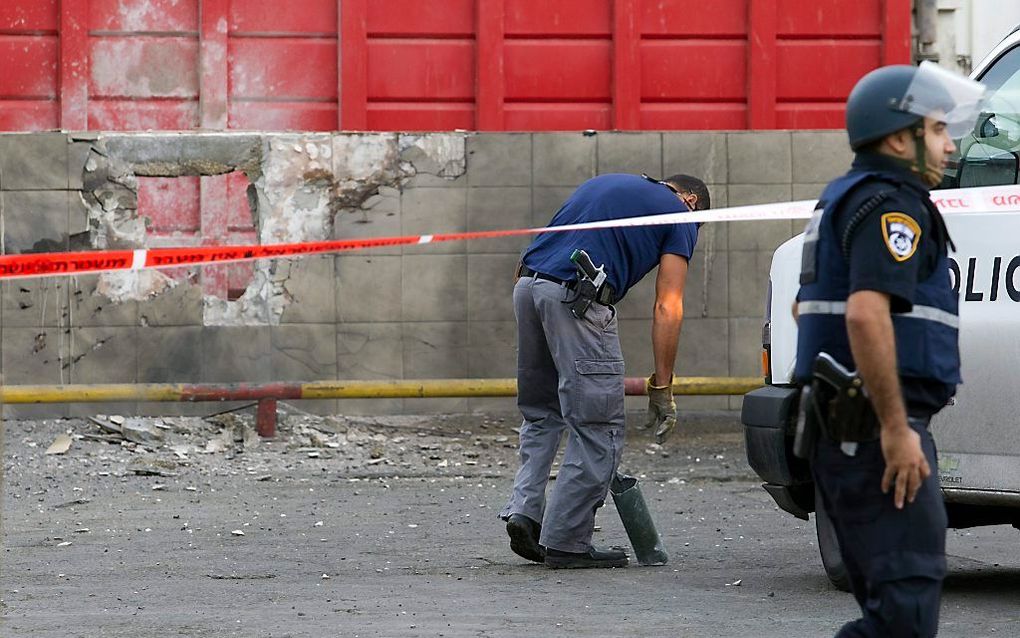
top-left (520, 266), bottom-right (615, 305)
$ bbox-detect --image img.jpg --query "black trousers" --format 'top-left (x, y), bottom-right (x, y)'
top-left (812, 416), bottom-right (947, 638)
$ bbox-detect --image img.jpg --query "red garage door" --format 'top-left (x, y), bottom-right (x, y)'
top-left (341, 0), bottom-right (911, 130)
top-left (0, 0), bottom-right (337, 131)
top-left (0, 0), bottom-right (910, 132)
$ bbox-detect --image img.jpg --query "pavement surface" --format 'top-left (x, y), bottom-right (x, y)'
top-left (2, 409), bottom-right (1019, 637)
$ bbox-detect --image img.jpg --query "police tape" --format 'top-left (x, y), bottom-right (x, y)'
top-left (1, 183), bottom-right (1019, 281)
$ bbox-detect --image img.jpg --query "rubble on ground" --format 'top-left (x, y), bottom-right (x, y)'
top-left (6, 408), bottom-right (750, 503)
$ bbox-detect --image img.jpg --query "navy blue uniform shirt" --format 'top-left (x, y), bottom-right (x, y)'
top-left (835, 152), bottom-right (952, 415)
top-left (836, 153), bottom-right (941, 312)
top-left (522, 174), bottom-right (698, 302)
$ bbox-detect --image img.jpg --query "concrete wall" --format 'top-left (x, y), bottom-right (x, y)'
top-left (922, 1), bottom-right (1020, 74)
top-left (0, 131), bottom-right (853, 418)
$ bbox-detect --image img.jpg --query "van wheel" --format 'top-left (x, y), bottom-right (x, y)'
top-left (815, 484), bottom-right (852, 592)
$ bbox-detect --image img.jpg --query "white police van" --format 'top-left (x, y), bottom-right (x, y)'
top-left (742, 26), bottom-right (1020, 589)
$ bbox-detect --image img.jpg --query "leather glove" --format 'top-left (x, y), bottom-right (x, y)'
top-left (644, 374), bottom-right (677, 444)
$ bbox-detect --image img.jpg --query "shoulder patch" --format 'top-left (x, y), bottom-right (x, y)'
top-left (881, 212), bottom-right (921, 262)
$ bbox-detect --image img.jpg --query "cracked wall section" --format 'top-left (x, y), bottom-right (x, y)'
top-left (74, 132), bottom-right (467, 325)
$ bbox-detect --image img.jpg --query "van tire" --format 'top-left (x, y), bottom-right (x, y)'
top-left (815, 484), bottom-right (852, 592)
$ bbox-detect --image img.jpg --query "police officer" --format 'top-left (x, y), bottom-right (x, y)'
top-left (795, 62), bottom-right (985, 636)
top-left (499, 172), bottom-right (710, 568)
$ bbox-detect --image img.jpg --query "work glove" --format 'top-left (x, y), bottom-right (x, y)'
top-left (644, 374), bottom-right (677, 444)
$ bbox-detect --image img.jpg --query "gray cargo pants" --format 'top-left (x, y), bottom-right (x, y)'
top-left (499, 276), bottom-right (626, 553)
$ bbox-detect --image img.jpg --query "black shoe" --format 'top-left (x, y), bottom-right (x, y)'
top-left (506, 514), bottom-right (545, 563)
top-left (544, 546), bottom-right (629, 569)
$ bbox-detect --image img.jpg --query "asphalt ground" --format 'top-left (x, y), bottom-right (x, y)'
top-left (2, 411), bottom-right (1019, 637)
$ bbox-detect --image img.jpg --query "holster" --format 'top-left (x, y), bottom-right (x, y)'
top-left (567, 263), bottom-right (614, 320)
top-left (567, 277), bottom-right (601, 320)
top-left (792, 385), bottom-right (820, 459)
top-left (809, 352), bottom-right (880, 444)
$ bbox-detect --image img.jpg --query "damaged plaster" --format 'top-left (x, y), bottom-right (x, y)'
top-left (76, 132), bottom-right (467, 326)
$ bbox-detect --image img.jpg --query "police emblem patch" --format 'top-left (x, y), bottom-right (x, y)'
top-left (880, 212), bottom-right (921, 262)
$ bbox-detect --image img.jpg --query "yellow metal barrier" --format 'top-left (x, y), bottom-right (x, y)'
top-left (0, 377), bottom-right (764, 403)
top-left (0, 376), bottom-right (765, 437)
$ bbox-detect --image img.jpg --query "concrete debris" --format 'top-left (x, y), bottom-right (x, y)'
top-left (89, 416), bottom-right (164, 446)
top-left (54, 498), bottom-right (91, 509)
top-left (203, 431), bottom-right (232, 455)
top-left (7, 407), bottom-right (749, 551)
top-left (121, 419), bottom-right (165, 445)
top-left (242, 424), bottom-right (260, 450)
top-left (45, 434), bottom-right (73, 455)
top-left (129, 458), bottom-right (178, 477)
top-left (206, 573), bottom-right (276, 580)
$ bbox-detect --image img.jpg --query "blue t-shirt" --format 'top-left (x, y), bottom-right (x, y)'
top-left (522, 174), bottom-right (699, 301)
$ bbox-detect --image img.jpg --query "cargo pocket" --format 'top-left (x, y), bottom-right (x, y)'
top-left (573, 359), bottom-right (625, 425)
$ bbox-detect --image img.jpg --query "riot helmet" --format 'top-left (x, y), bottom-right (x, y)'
top-left (846, 62), bottom-right (986, 186)
top-left (846, 61), bottom-right (986, 151)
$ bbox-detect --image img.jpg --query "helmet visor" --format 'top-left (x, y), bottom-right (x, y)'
top-left (898, 61), bottom-right (988, 137)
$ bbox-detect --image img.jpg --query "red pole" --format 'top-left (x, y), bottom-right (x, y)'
top-left (476, 0), bottom-right (506, 130)
top-left (612, 0), bottom-right (641, 130)
top-left (256, 398), bottom-right (277, 438)
top-left (339, 0), bottom-right (369, 130)
top-left (59, 0), bottom-right (89, 130)
top-left (747, 0), bottom-right (778, 129)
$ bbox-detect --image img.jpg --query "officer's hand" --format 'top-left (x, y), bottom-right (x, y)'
top-left (644, 374), bottom-right (677, 444)
top-left (880, 425), bottom-right (931, 509)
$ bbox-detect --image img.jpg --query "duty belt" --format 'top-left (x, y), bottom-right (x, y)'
top-left (520, 266), bottom-right (616, 305)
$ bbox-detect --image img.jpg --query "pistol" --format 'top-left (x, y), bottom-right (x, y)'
top-left (811, 352), bottom-right (876, 443)
top-left (570, 249), bottom-right (607, 289)
top-left (566, 249), bottom-right (607, 320)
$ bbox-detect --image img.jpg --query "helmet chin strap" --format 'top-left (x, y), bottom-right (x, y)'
top-left (911, 125), bottom-right (944, 188)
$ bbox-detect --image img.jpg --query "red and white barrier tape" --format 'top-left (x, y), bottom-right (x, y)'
top-left (1, 184), bottom-right (1019, 280)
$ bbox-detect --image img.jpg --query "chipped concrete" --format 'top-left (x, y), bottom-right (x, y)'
top-left (255, 135), bottom-right (335, 245)
top-left (331, 133), bottom-right (401, 210)
top-left (96, 270), bottom-right (177, 305)
top-left (399, 134), bottom-right (467, 179)
top-left (99, 133), bottom-right (263, 178)
top-left (202, 264), bottom-right (287, 326)
top-left (81, 146), bottom-right (143, 249)
top-left (69, 132), bottom-right (468, 326)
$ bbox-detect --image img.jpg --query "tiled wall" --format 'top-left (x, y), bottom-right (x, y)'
top-left (0, 131), bottom-right (853, 417)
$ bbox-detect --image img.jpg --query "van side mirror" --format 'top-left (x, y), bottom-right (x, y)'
top-left (979, 114), bottom-right (1000, 139)
top-left (957, 142), bottom-right (1020, 187)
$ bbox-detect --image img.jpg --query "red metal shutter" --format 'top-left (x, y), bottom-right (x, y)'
top-left (0, 0), bottom-right (912, 132)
